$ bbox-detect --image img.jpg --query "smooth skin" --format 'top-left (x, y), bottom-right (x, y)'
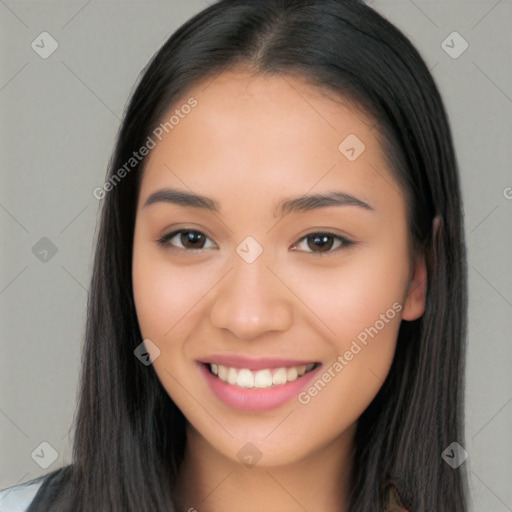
top-left (132, 69), bottom-right (427, 512)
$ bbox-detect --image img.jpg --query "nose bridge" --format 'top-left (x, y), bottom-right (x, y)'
top-left (209, 242), bottom-right (293, 339)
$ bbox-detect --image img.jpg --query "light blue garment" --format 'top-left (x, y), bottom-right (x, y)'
top-left (0, 478), bottom-right (46, 512)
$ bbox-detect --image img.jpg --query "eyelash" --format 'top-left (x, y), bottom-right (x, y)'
top-left (156, 229), bottom-right (355, 255)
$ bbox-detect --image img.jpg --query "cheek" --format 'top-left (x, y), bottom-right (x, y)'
top-left (294, 260), bottom-right (405, 427)
top-left (297, 338), bottom-right (395, 439)
top-left (131, 243), bottom-right (210, 411)
top-left (132, 240), bottom-right (215, 341)
top-left (278, 248), bottom-right (408, 346)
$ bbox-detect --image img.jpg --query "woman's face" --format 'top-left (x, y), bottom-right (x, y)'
top-left (132, 69), bottom-right (426, 467)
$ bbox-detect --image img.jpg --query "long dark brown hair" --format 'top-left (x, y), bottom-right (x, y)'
top-left (28, 0), bottom-right (469, 510)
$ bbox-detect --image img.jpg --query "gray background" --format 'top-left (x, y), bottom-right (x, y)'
top-left (1, 1), bottom-right (511, 510)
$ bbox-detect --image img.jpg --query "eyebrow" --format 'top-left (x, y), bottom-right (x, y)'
top-left (142, 187), bottom-right (374, 217)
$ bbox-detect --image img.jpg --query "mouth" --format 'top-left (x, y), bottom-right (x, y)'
top-left (205, 362), bottom-right (320, 390)
top-left (197, 355), bottom-right (322, 411)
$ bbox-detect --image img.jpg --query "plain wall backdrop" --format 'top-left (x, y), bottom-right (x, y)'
top-left (1, 1), bottom-right (511, 510)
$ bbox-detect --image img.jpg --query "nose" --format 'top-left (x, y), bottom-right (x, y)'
top-left (209, 251), bottom-right (294, 340)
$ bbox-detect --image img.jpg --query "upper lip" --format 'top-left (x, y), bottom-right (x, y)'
top-left (198, 354), bottom-right (318, 370)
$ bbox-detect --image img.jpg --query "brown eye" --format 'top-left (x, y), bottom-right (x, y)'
top-left (307, 233), bottom-right (335, 252)
top-left (157, 229), bottom-right (216, 251)
top-left (292, 232), bottom-right (354, 254)
top-left (179, 231), bottom-right (206, 249)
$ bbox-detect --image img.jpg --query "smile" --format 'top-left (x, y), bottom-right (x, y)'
top-left (198, 357), bottom-right (322, 411)
top-left (207, 363), bottom-right (318, 389)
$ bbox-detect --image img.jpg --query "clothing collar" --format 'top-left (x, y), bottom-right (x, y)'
top-left (384, 483), bottom-right (410, 512)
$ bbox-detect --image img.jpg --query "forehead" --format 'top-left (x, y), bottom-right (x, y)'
top-left (138, 69), bottom-right (403, 215)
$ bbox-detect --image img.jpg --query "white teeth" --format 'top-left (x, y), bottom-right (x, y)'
top-left (218, 364), bottom-right (228, 381)
top-left (254, 369), bottom-right (272, 388)
top-left (286, 367), bottom-right (298, 382)
top-left (227, 367), bottom-right (238, 385)
top-left (209, 363), bottom-right (317, 389)
top-left (272, 368), bottom-right (287, 386)
top-left (237, 369), bottom-right (254, 388)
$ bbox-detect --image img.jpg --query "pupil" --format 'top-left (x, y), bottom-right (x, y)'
top-left (309, 234), bottom-right (333, 252)
top-left (182, 231), bottom-right (204, 248)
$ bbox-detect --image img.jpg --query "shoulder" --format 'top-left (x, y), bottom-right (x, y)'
top-left (0, 475), bottom-right (48, 512)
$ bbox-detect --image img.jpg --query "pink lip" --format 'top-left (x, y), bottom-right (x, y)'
top-left (198, 354), bottom-right (316, 371)
top-left (198, 361), bottom-right (321, 412)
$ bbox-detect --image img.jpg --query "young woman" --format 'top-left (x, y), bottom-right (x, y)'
top-left (0, 0), bottom-right (469, 510)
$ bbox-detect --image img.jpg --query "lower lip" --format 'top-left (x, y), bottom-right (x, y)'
top-left (198, 363), bottom-right (321, 411)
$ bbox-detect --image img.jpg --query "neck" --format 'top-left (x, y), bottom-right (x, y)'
top-left (175, 423), bottom-right (356, 512)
